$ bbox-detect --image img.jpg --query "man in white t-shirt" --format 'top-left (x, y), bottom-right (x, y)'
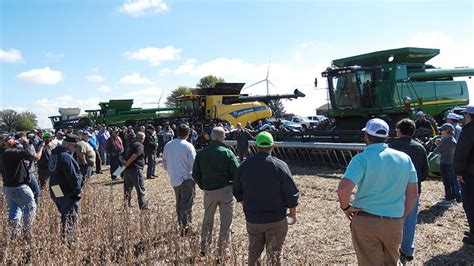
top-left (163, 124), bottom-right (197, 236)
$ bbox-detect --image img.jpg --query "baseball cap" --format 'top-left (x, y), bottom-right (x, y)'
top-left (362, 118), bottom-right (389, 138)
top-left (42, 131), bottom-right (51, 138)
top-left (439, 123), bottom-right (455, 132)
top-left (64, 134), bottom-right (79, 143)
top-left (445, 113), bottom-right (460, 120)
top-left (463, 106), bottom-right (474, 114)
top-left (2, 135), bottom-right (15, 142)
top-left (416, 111), bottom-right (425, 116)
top-left (255, 131), bottom-right (274, 148)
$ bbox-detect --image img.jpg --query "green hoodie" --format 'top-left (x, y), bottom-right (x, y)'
top-left (192, 140), bottom-right (240, 190)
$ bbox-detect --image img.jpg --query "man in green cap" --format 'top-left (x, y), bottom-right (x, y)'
top-left (234, 131), bottom-right (300, 265)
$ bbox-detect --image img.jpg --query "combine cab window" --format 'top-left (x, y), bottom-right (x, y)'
top-left (331, 71), bottom-right (374, 109)
top-left (333, 74), bottom-right (361, 108)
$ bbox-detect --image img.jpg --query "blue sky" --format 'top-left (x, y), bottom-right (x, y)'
top-left (1, 0), bottom-right (473, 127)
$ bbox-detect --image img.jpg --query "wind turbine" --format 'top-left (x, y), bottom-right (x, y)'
top-left (142, 90), bottom-right (165, 108)
top-left (242, 60), bottom-right (275, 95)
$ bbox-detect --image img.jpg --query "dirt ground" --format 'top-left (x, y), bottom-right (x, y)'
top-left (1, 159), bottom-right (474, 264)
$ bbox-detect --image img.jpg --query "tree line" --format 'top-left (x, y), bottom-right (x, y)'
top-left (0, 109), bottom-right (38, 132)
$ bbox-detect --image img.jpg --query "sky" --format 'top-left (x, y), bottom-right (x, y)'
top-left (1, 0), bottom-right (473, 128)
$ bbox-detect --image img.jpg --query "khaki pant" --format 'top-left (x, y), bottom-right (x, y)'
top-left (200, 185), bottom-right (234, 256)
top-left (351, 214), bottom-right (403, 266)
top-left (247, 218), bottom-right (288, 266)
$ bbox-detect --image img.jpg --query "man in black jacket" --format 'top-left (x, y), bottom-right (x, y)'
top-left (0, 135), bottom-right (38, 236)
top-left (234, 131), bottom-right (300, 265)
top-left (390, 119), bottom-right (429, 262)
top-left (144, 125), bottom-right (158, 179)
top-left (48, 134), bottom-right (83, 238)
top-left (455, 106), bottom-right (474, 245)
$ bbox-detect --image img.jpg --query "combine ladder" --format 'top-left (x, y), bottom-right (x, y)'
top-left (224, 140), bottom-right (366, 167)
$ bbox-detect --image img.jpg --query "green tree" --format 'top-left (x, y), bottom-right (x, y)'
top-left (14, 114), bottom-right (36, 131)
top-left (268, 99), bottom-right (286, 117)
top-left (0, 109), bottom-right (19, 132)
top-left (21, 111), bottom-right (38, 127)
top-left (196, 75), bottom-right (225, 89)
top-left (165, 86), bottom-right (192, 106)
top-left (0, 109), bottom-right (38, 132)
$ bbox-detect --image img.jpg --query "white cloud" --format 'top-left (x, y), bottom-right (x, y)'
top-left (0, 48), bottom-right (23, 63)
top-left (403, 31), bottom-right (474, 68)
top-left (119, 0), bottom-right (168, 17)
top-left (97, 85), bottom-right (112, 93)
top-left (124, 46), bottom-right (182, 66)
top-left (86, 74), bottom-right (106, 82)
top-left (124, 87), bottom-right (163, 106)
top-left (120, 72), bottom-right (152, 84)
top-left (17, 67), bottom-right (64, 85)
top-left (175, 58), bottom-right (198, 73)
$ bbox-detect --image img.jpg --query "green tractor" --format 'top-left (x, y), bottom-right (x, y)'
top-left (321, 47), bottom-right (472, 130)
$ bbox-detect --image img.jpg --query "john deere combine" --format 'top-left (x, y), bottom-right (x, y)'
top-left (227, 47), bottom-right (473, 170)
top-left (322, 47), bottom-right (472, 129)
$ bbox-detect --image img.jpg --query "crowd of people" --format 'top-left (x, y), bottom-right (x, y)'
top-left (0, 106), bottom-right (473, 265)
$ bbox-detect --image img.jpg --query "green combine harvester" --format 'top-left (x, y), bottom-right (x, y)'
top-left (227, 47), bottom-right (472, 175)
top-left (50, 99), bottom-right (177, 130)
top-left (321, 47), bottom-right (472, 129)
top-left (85, 99), bottom-right (177, 127)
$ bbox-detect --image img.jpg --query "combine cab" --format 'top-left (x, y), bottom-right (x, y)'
top-left (49, 108), bottom-right (92, 131)
top-left (321, 47), bottom-right (472, 129)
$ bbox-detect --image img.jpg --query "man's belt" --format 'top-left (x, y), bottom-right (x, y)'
top-left (356, 211), bottom-right (402, 220)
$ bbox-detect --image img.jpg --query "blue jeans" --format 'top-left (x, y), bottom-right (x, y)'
top-left (52, 195), bottom-right (80, 238)
top-left (146, 153), bottom-right (156, 178)
top-left (99, 144), bottom-right (108, 165)
top-left (28, 174), bottom-right (41, 205)
top-left (401, 196), bottom-right (419, 256)
top-left (2, 185), bottom-right (37, 235)
top-left (440, 163), bottom-right (461, 201)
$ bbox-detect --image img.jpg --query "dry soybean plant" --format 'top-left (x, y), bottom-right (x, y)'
top-left (0, 181), bottom-right (249, 264)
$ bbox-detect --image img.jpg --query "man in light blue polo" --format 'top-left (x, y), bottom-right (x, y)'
top-left (337, 118), bottom-right (419, 266)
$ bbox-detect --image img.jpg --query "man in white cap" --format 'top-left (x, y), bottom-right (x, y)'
top-left (337, 118), bottom-right (418, 265)
top-left (455, 106), bottom-right (474, 245)
top-left (445, 112), bottom-right (463, 141)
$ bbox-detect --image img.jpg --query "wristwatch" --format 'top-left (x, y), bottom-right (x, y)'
top-left (341, 204), bottom-right (351, 211)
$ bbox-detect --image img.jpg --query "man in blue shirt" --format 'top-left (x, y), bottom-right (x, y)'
top-left (87, 127), bottom-right (102, 174)
top-left (337, 118), bottom-right (418, 266)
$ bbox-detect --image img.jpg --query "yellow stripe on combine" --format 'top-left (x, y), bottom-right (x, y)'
top-left (418, 99), bottom-right (467, 106)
